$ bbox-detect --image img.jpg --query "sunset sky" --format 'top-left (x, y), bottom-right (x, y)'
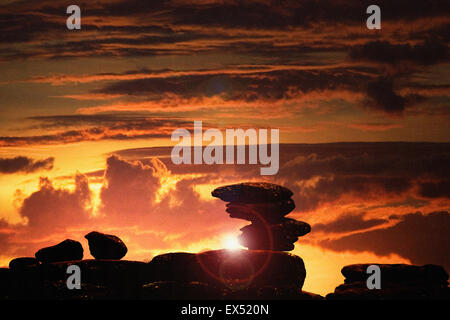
top-left (0, 0), bottom-right (449, 295)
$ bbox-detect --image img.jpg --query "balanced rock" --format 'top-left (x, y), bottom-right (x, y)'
top-left (9, 257), bottom-right (39, 271)
top-left (212, 182), bottom-right (310, 251)
top-left (85, 231), bottom-right (127, 260)
top-left (35, 239), bottom-right (83, 263)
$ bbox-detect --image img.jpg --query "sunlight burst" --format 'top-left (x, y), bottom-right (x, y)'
top-left (222, 235), bottom-right (242, 251)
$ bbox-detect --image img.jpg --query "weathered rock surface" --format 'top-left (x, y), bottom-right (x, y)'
top-left (212, 182), bottom-right (293, 203)
top-left (327, 263), bottom-right (450, 300)
top-left (85, 231), bottom-right (127, 260)
top-left (35, 239), bottom-right (83, 263)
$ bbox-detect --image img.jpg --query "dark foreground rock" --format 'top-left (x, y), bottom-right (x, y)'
top-left (85, 231), bottom-right (127, 260)
top-left (143, 249), bottom-right (315, 300)
top-left (341, 264), bottom-right (449, 284)
top-left (9, 257), bottom-right (39, 271)
top-left (4, 260), bottom-right (151, 299)
top-left (327, 264), bottom-right (450, 300)
top-left (35, 239), bottom-right (83, 263)
top-left (148, 249), bottom-right (306, 290)
top-left (1, 250), bottom-right (319, 300)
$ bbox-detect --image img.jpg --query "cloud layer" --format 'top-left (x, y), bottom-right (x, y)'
top-left (0, 156), bottom-right (54, 174)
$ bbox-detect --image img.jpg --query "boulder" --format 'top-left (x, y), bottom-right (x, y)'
top-left (35, 239), bottom-right (83, 263)
top-left (148, 249), bottom-right (306, 290)
top-left (85, 231), bottom-right (127, 260)
top-left (9, 257), bottom-right (39, 271)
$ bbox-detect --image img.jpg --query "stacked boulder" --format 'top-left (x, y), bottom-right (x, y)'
top-left (327, 264), bottom-right (450, 300)
top-left (85, 231), bottom-right (128, 260)
top-left (212, 182), bottom-right (310, 251)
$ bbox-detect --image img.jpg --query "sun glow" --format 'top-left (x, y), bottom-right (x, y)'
top-left (222, 234), bottom-right (242, 251)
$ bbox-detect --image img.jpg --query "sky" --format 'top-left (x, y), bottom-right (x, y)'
top-left (0, 0), bottom-right (449, 295)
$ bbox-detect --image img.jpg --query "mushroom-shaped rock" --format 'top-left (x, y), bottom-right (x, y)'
top-left (85, 231), bottom-right (127, 260)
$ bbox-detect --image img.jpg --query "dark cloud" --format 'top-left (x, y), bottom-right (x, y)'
top-left (365, 77), bottom-right (406, 114)
top-left (0, 116), bottom-right (193, 146)
top-left (313, 212), bottom-right (388, 234)
top-left (281, 144), bottom-right (450, 211)
top-left (319, 211), bottom-right (450, 271)
top-left (113, 142), bottom-right (450, 213)
top-left (418, 180), bottom-right (450, 198)
top-left (0, 156), bottom-right (54, 174)
top-left (1, 0), bottom-right (448, 60)
top-left (94, 68), bottom-right (370, 101)
top-left (349, 39), bottom-right (449, 65)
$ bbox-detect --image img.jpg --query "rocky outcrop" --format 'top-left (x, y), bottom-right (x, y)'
top-left (148, 249), bottom-right (306, 288)
top-left (212, 182), bottom-right (311, 251)
top-left (3, 259), bottom-right (151, 300)
top-left (144, 249), bottom-right (316, 300)
top-left (327, 264), bottom-right (450, 300)
top-left (85, 231), bottom-right (127, 260)
top-left (0, 249), bottom-right (320, 300)
top-left (35, 239), bottom-right (83, 263)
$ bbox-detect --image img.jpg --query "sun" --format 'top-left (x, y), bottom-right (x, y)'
top-left (222, 235), bottom-right (242, 251)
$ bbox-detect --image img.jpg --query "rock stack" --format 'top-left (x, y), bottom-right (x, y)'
top-left (212, 182), bottom-right (310, 251)
top-left (327, 264), bottom-right (450, 300)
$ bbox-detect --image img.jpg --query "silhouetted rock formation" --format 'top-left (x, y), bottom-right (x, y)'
top-left (144, 249), bottom-right (320, 300)
top-left (212, 182), bottom-right (311, 251)
top-left (9, 257), bottom-right (39, 271)
top-left (148, 249), bottom-right (306, 289)
top-left (0, 249), bottom-right (324, 300)
top-left (35, 239), bottom-right (83, 263)
top-left (85, 231), bottom-right (127, 260)
top-left (1, 260), bottom-right (151, 300)
top-left (327, 264), bottom-right (450, 300)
